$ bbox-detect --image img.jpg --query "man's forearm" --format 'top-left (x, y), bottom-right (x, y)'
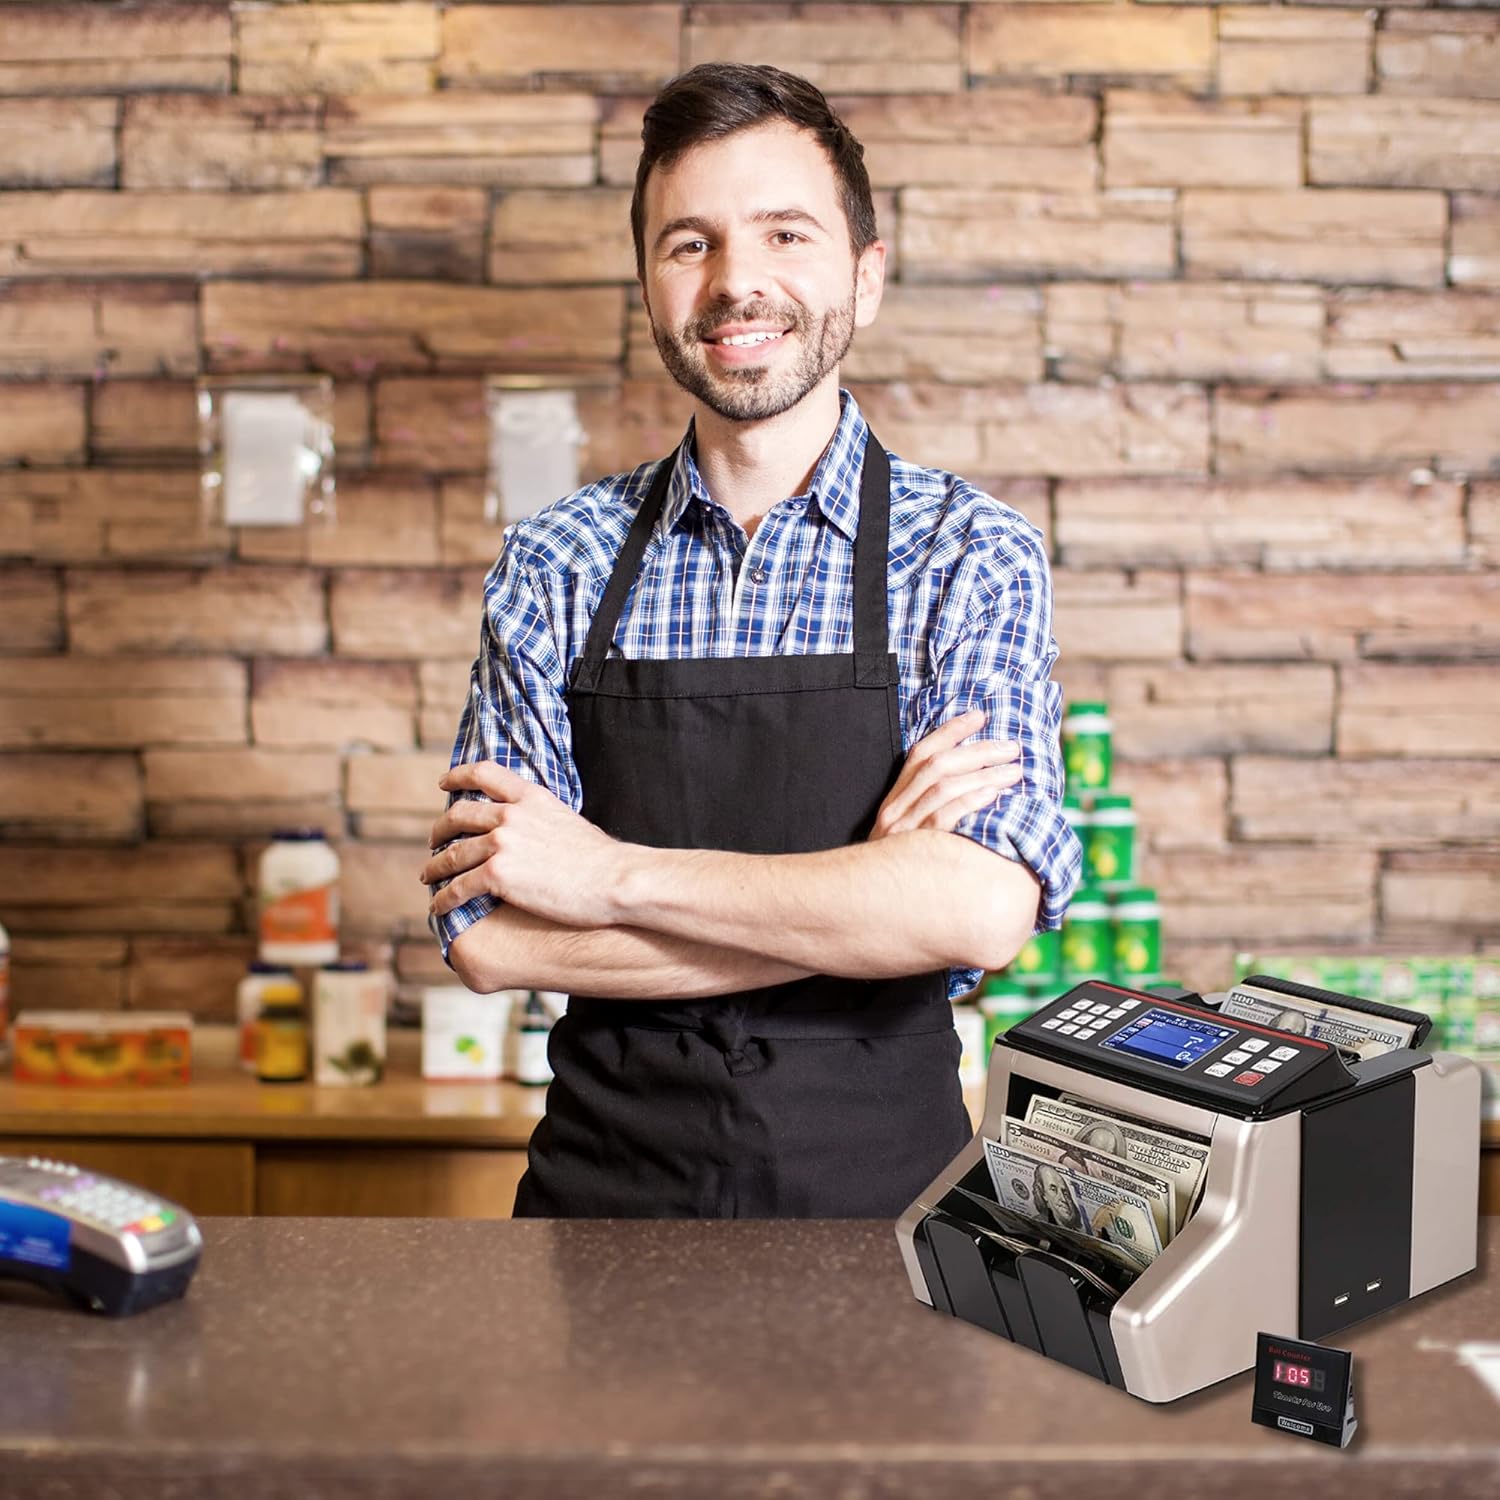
top-left (447, 902), bottom-right (815, 999)
top-left (613, 829), bottom-right (1039, 979)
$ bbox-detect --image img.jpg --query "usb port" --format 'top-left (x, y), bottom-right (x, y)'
top-left (1366, 1279), bottom-right (1382, 1293)
top-left (1334, 1293), bottom-right (1350, 1307)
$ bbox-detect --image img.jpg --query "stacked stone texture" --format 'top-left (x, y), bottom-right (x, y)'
top-left (0, 2), bottom-right (1496, 1015)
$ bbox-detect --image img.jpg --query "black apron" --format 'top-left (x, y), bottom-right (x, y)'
top-left (511, 431), bottom-right (972, 1218)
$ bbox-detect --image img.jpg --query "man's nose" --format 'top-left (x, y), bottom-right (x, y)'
top-left (706, 237), bottom-right (768, 307)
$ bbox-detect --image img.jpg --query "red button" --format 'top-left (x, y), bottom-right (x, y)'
top-left (1235, 1071), bottom-right (1265, 1086)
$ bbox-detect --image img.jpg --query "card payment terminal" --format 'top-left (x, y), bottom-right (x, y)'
top-left (0, 1155), bottom-right (203, 1316)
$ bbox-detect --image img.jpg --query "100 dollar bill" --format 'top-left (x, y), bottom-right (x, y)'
top-left (1025, 1096), bottom-right (1209, 1215)
top-left (982, 1135), bottom-right (1161, 1269)
top-left (1220, 982), bottom-right (1415, 1059)
top-left (1004, 1115), bottom-right (1176, 1242)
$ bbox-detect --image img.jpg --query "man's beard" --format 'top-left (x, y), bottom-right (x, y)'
top-left (649, 283), bottom-right (857, 423)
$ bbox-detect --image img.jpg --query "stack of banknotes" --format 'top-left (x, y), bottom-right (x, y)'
top-left (1215, 978), bottom-right (1418, 1060)
top-left (977, 1094), bottom-right (1212, 1283)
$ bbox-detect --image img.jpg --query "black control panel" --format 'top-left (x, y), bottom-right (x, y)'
top-left (1002, 983), bottom-right (1358, 1119)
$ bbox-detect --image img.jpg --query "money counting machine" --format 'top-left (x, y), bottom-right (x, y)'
top-left (896, 977), bottom-right (1481, 1403)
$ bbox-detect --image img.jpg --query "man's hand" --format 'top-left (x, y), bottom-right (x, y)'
top-left (869, 709), bottom-right (1021, 840)
top-left (421, 763), bottom-right (626, 929)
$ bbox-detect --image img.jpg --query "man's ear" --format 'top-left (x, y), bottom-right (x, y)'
top-left (853, 240), bottom-right (887, 330)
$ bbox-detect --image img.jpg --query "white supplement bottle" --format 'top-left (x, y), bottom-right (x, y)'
top-left (258, 829), bottom-right (341, 966)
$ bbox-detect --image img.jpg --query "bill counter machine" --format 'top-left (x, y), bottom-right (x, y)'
top-left (896, 978), bottom-right (1481, 1404)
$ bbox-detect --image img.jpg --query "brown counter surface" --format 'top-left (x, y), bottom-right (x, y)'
top-left (0, 1216), bottom-right (1496, 1500)
top-left (0, 1027), bottom-right (546, 1146)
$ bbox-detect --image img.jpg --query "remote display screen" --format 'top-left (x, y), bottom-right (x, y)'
top-left (1103, 1008), bottom-right (1236, 1070)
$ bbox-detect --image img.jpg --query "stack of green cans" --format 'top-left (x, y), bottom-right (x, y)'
top-left (1059, 700), bottom-right (1163, 990)
top-left (978, 700), bottom-right (1172, 1062)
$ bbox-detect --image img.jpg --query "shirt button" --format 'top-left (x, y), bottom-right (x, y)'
top-left (749, 566), bottom-right (768, 586)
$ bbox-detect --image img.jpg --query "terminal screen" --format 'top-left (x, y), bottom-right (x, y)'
top-left (1103, 1009), bottom-right (1236, 1070)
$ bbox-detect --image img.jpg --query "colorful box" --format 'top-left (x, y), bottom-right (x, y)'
top-left (11, 1011), bottom-right (192, 1086)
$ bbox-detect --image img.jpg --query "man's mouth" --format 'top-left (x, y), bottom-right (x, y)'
top-left (704, 329), bottom-right (790, 348)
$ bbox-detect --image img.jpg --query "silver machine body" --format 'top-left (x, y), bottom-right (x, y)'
top-left (896, 982), bottom-right (1481, 1403)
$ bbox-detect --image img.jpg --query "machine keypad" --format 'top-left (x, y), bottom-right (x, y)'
top-left (1006, 982), bottom-right (1351, 1118)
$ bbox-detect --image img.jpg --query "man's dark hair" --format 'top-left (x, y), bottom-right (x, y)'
top-left (630, 62), bottom-right (878, 279)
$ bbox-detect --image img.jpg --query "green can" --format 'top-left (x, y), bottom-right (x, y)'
top-left (1061, 887), bottom-right (1113, 981)
top-left (1008, 927), bottom-right (1062, 985)
top-left (1063, 701), bottom-right (1113, 792)
top-left (1086, 793), bottom-right (1137, 889)
top-left (981, 985), bottom-right (1041, 1060)
top-left (1063, 793), bottom-right (1092, 868)
top-left (1111, 887), bottom-right (1162, 980)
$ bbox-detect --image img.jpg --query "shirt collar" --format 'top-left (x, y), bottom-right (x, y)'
top-left (655, 388), bottom-right (870, 544)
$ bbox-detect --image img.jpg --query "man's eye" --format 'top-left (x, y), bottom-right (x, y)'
top-left (773, 232), bottom-right (803, 245)
top-left (673, 240), bottom-right (707, 256)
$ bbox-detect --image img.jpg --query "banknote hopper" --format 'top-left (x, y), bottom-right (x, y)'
top-left (896, 975), bottom-right (1481, 1402)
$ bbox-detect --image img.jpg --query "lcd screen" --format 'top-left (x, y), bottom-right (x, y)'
top-left (1102, 1008), bottom-right (1236, 1070)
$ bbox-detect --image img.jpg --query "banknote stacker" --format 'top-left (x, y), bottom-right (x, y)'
top-left (896, 976), bottom-right (1481, 1402)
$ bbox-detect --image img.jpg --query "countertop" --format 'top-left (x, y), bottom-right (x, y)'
top-left (0, 1217), bottom-right (1496, 1499)
top-left (0, 1027), bottom-right (547, 1146)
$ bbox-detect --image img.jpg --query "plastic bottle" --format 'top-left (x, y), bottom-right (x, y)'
top-left (258, 829), bottom-right (340, 966)
top-left (1062, 702), bottom-right (1113, 791)
top-left (1087, 794), bottom-right (1138, 889)
top-left (1111, 887), bottom-right (1163, 981)
top-left (1061, 887), bottom-right (1114, 982)
top-left (236, 963), bottom-right (299, 1074)
top-left (256, 983), bottom-right (310, 1083)
top-left (515, 992), bottom-right (554, 1086)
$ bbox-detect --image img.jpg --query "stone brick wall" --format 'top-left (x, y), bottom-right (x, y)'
top-left (0, 1), bottom-right (1496, 1014)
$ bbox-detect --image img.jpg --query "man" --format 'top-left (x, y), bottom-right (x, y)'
top-left (421, 63), bottom-right (1081, 1218)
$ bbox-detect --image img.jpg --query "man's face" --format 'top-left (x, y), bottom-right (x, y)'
top-left (638, 120), bottom-right (885, 423)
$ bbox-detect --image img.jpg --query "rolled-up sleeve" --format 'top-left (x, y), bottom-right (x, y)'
top-left (905, 517), bottom-right (1083, 998)
top-left (429, 541), bottom-right (579, 965)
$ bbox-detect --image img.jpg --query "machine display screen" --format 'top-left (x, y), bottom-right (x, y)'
top-left (1102, 1009), bottom-right (1236, 1070)
top-left (1272, 1360), bottom-right (1327, 1393)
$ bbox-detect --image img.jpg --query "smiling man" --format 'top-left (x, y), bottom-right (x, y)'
top-left (422, 63), bottom-right (1081, 1219)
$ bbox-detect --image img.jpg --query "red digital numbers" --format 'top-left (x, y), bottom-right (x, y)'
top-left (1274, 1361), bottom-right (1312, 1387)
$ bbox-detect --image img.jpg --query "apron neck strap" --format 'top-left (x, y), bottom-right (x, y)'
top-left (852, 432), bottom-right (893, 687)
top-left (570, 426), bottom-right (894, 693)
top-left (572, 444), bottom-right (679, 692)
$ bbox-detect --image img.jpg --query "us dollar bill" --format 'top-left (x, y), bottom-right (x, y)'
top-left (1004, 1115), bottom-right (1176, 1242)
top-left (1026, 1095), bottom-right (1209, 1216)
top-left (980, 1136), bottom-right (1053, 1220)
top-left (1066, 1165), bottom-right (1162, 1268)
top-left (1219, 981), bottom-right (1415, 1059)
top-left (982, 1136), bottom-right (1161, 1269)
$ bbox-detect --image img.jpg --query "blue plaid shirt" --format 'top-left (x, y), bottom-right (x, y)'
top-left (433, 389), bottom-right (1082, 998)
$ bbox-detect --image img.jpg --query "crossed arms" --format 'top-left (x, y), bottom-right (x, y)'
top-left (421, 711), bottom-right (1040, 999)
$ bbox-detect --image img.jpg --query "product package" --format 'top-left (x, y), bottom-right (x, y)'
top-left (421, 986), bottom-right (512, 1081)
top-left (313, 964), bottom-right (387, 1086)
top-left (11, 1012), bottom-right (193, 1086)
